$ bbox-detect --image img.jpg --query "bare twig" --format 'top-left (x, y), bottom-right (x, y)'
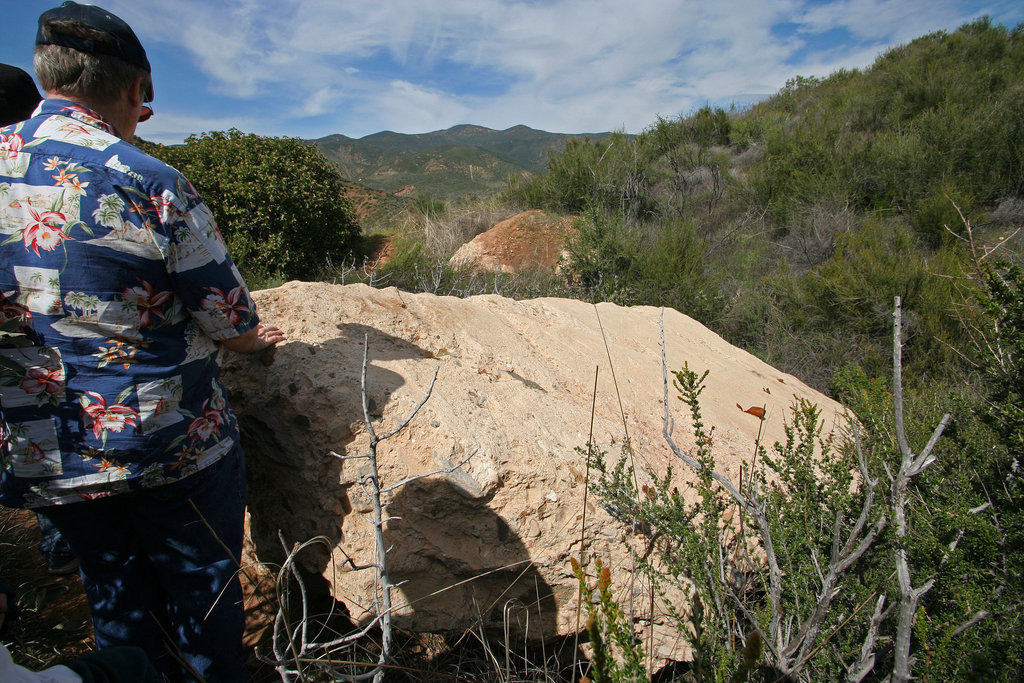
top-left (266, 335), bottom-right (447, 682)
top-left (889, 297), bottom-right (951, 683)
top-left (847, 595), bottom-right (892, 683)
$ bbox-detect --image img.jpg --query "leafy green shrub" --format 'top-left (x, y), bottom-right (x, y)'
top-left (149, 129), bottom-right (360, 282)
top-left (571, 557), bottom-right (646, 683)
top-left (911, 184), bottom-right (977, 246)
top-left (561, 212), bottom-right (722, 322)
top-left (754, 218), bottom-right (970, 386)
top-left (744, 19), bottom-right (1023, 224)
top-left (588, 329), bottom-right (1017, 681)
top-left (412, 193), bottom-right (446, 219)
top-left (590, 364), bottom-right (880, 681)
top-left (502, 133), bottom-right (656, 221)
top-left (977, 260), bottom-right (1024, 453)
top-left (831, 364), bottom-right (1022, 681)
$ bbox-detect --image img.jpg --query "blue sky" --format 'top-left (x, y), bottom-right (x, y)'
top-left (3, 0), bottom-right (1021, 145)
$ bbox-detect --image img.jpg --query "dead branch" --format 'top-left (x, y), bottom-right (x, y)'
top-left (264, 335), bottom-right (446, 683)
top-left (889, 296), bottom-right (951, 683)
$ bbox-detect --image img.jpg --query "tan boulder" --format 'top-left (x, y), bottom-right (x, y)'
top-left (223, 282), bottom-right (846, 663)
top-left (449, 209), bottom-right (578, 273)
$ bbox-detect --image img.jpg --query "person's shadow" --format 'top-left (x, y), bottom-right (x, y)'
top-left (384, 477), bottom-right (558, 642)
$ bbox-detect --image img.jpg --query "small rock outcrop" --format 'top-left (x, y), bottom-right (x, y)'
top-left (222, 282), bottom-right (846, 662)
top-left (449, 209), bottom-right (578, 273)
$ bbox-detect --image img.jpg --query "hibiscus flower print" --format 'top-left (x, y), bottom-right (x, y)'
top-left (168, 444), bottom-right (199, 471)
top-left (0, 291), bottom-right (32, 326)
top-left (51, 168), bottom-right (74, 185)
top-left (57, 121), bottom-right (91, 137)
top-left (186, 415), bottom-right (218, 442)
top-left (185, 396), bottom-right (226, 444)
top-left (47, 160), bottom-right (91, 195)
top-left (0, 133), bottom-right (24, 160)
top-left (22, 207), bottom-right (71, 256)
top-left (122, 279), bottom-right (172, 328)
top-left (149, 192), bottom-right (180, 224)
top-left (201, 286), bottom-right (250, 326)
top-left (80, 390), bottom-right (139, 445)
top-left (19, 366), bottom-right (64, 396)
top-left (94, 457), bottom-right (130, 475)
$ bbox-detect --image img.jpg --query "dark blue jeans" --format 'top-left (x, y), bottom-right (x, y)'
top-left (44, 450), bottom-right (249, 683)
top-left (36, 510), bottom-right (73, 560)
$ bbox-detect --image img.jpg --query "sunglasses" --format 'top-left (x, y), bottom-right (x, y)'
top-left (139, 103), bottom-right (154, 123)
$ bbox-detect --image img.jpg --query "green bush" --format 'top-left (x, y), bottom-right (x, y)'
top-left (590, 340), bottom-right (1016, 680)
top-left (752, 218), bottom-right (971, 386)
top-left (560, 212), bottom-right (722, 322)
top-left (590, 365), bottom-right (876, 681)
top-left (148, 129), bottom-right (360, 282)
top-left (911, 184), bottom-right (977, 246)
top-left (743, 19), bottom-right (1023, 224)
top-left (502, 133), bottom-right (656, 220)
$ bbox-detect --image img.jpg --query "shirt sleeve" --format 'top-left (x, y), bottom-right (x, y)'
top-left (161, 193), bottom-right (260, 341)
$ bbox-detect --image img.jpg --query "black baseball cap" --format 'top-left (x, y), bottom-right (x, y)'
top-left (0, 64), bottom-right (43, 125)
top-left (36, 2), bottom-right (152, 99)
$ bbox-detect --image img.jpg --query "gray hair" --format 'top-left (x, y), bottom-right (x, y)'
top-left (34, 20), bottom-right (150, 104)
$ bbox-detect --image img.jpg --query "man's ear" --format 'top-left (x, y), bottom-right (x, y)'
top-left (127, 75), bottom-right (144, 108)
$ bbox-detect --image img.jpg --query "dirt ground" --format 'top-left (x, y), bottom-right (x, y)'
top-left (0, 507), bottom-right (93, 669)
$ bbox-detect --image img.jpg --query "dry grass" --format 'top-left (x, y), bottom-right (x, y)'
top-left (0, 508), bottom-right (93, 671)
top-left (387, 198), bottom-right (521, 259)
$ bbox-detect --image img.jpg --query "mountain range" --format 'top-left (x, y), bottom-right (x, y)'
top-left (309, 124), bottom-right (618, 199)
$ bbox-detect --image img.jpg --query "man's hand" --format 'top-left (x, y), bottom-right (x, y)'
top-left (251, 324), bottom-right (286, 352)
top-left (220, 324), bottom-right (287, 360)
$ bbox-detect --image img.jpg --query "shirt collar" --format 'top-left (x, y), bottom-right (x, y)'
top-left (38, 98), bottom-right (120, 138)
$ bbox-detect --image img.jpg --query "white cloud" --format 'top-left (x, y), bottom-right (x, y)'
top-left (138, 114), bottom-right (259, 146)
top-left (94, 0), bottom-right (1023, 141)
top-left (797, 0), bottom-right (976, 42)
top-left (366, 80), bottom-right (473, 133)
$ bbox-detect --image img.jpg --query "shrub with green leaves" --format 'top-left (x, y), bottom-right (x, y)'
top-left (147, 129), bottom-right (360, 283)
top-left (586, 320), bottom-right (1017, 681)
top-left (591, 368), bottom-right (876, 681)
top-left (745, 18), bottom-right (1023, 228)
top-left (561, 211), bottom-right (723, 322)
top-left (503, 133), bottom-right (655, 221)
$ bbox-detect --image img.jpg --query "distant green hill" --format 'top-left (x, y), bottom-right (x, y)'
top-left (309, 125), bottom-right (620, 199)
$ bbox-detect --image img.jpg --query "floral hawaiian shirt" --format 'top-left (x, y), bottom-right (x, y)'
top-left (0, 99), bottom-right (258, 509)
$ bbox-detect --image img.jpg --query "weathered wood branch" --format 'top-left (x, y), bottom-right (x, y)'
top-left (888, 296), bottom-right (951, 683)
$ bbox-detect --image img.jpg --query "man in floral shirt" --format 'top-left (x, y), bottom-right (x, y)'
top-left (0, 3), bottom-right (284, 680)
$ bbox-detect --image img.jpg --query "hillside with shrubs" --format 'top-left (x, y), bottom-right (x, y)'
top-left (135, 17), bottom-right (1024, 681)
